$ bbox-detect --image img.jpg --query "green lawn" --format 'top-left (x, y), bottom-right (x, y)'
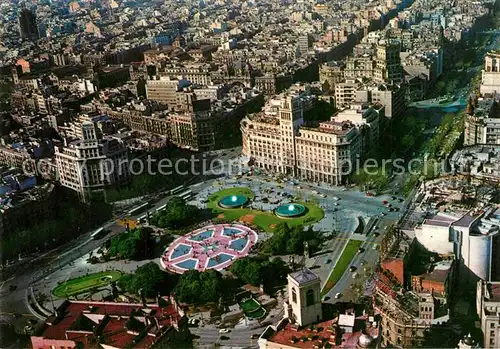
top-left (240, 298), bottom-right (261, 312)
top-left (207, 187), bottom-right (324, 232)
top-left (321, 240), bottom-right (362, 296)
top-left (53, 271), bottom-right (122, 298)
top-left (239, 298), bottom-right (266, 319)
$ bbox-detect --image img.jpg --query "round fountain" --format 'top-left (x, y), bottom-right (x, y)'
top-left (219, 195), bottom-right (249, 208)
top-left (275, 203), bottom-right (306, 218)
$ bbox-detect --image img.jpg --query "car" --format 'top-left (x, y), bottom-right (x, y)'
top-left (220, 335), bottom-right (230, 340)
top-left (251, 334), bottom-right (260, 339)
top-left (332, 196), bottom-right (340, 201)
top-left (188, 318), bottom-right (200, 327)
top-left (360, 261), bottom-right (365, 266)
top-left (335, 292), bottom-right (342, 299)
top-left (349, 266), bottom-right (357, 272)
top-left (324, 296), bottom-right (331, 301)
top-left (382, 200), bottom-right (388, 204)
top-left (326, 259), bottom-right (332, 263)
top-left (219, 329), bottom-right (231, 334)
top-left (373, 232), bottom-right (380, 237)
top-left (320, 194), bottom-right (326, 198)
top-left (391, 196), bottom-right (396, 200)
top-left (358, 247), bottom-right (365, 253)
top-left (372, 244), bottom-right (378, 250)
top-left (366, 192), bottom-right (374, 196)
top-left (381, 212), bottom-right (387, 216)
top-left (312, 190), bottom-right (319, 194)
top-left (352, 272), bottom-right (358, 279)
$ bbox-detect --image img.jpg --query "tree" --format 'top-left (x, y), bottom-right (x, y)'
top-left (108, 227), bottom-right (155, 260)
top-left (150, 197), bottom-right (200, 229)
top-left (117, 262), bottom-right (177, 297)
top-left (174, 270), bottom-right (222, 304)
top-left (230, 256), bottom-right (290, 290)
top-left (261, 223), bottom-right (321, 256)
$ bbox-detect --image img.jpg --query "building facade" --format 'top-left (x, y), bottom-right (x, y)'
top-left (55, 122), bottom-right (129, 202)
top-left (476, 280), bottom-right (500, 348)
top-left (241, 90), bottom-right (363, 185)
top-left (480, 52), bottom-right (500, 97)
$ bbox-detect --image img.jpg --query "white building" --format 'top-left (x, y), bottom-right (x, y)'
top-left (241, 87), bottom-right (362, 185)
top-left (284, 268), bottom-right (323, 326)
top-left (480, 51), bottom-right (500, 97)
top-left (55, 122), bottom-right (129, 202)
top-left (414, 207), bottom-right (500, 281)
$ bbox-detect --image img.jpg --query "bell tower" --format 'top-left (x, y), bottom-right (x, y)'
top-left (284, 268), bottom-right (322, 326)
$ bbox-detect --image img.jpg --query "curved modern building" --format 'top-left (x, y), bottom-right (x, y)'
top-left (415, 206), bottom-right (500, 282)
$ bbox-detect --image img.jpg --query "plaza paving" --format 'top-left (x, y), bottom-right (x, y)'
top-left (192, 175), bottom-right (403, 288)
top-left (160, 224), bottom-right (258, 273)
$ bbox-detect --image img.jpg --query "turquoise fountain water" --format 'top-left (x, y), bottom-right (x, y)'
top-left (219, 194), bottom-right (249, 208)
top-left (275, 203), bottom-right (306, 218)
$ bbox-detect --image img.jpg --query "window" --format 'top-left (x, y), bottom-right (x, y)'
top-left (306, 289), bottom-right (315, 306)
top-left (292, 288), bottom-right (297, 303)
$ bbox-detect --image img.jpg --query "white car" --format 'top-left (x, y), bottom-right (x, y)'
top-left (219, 329), bottom-right (230, 334)
top-left (335, 292), bottom-right (342, 299)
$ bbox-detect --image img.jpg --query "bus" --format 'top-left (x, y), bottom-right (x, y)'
top-left (128, 202), bottom-right (150, 216)
top-left (170, 185), bottom-right (185, 195)
top-left (91, 227), bottom-right (107, 240)
top-left (156, 204), bottom-right (167, 213)
top-left (137, 214), bottom-right (148, 224)
top-left (177, 190), bottom-right (192, 199)
top-left (180, 193), bottom-right (193, 201)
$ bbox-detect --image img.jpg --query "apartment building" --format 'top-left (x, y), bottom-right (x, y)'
top-left (55, 122), bottom-right (129, 202)
top-left (241, 89), bottom-right (362, 185)
top-left (477, 280), bottom-right (500, 349)
top-left (464, 99), bottom-right (500, 146)
top-left (480, 51), bottom-right (500, 97)
top-left (355, 83), bottom-right (406, 118)
top-left (146, 76), bottom-right (191, 108)
top-left (334, 79), bottom-right (362, 107)
top-left (332, 103), bottom-right (383, 153)
top-left (374, 40), bottom-right (404, 84)
top-left (344, 55), bottom-right (375, 80)
top-left (319, 61), bottom-right (345, 92)
top-left (162, 63), bottom-right (212, 86)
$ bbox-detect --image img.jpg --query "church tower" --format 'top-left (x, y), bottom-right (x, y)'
top-left (285, 268), bottom-right (322, 326)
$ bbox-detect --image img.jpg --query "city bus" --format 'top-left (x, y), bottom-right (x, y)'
top-left (180, 193), bottom-right (193, 201)
top-left (170, 185), bottom-right (185, 195)
top-left (91, 227), bottom-right (107, 240)
top-left (156, 204), bottom-right (167, 212)
top-left (128, 202), bottom-right (150, 216)
top-left (177, 190), bottom-right (192, 198)
top-left (137, 214), bottom-right (148, 224)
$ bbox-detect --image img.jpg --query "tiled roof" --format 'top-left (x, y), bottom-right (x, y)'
top-left (289, 268), bottom-right (320, 285)
top-left (34, 300), bottom-right (183, 349)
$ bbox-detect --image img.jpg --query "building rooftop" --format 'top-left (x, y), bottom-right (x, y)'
top-left (33, 299), bottom-right (183, 349)
top-left (289, 268), bottom-right (320, 285)
top-left (261, 316), bottom-right (379, 349)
